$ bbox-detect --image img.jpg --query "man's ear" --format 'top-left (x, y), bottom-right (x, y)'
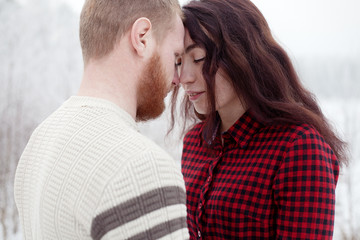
top-left (130, 17), bottom-right (154, 57)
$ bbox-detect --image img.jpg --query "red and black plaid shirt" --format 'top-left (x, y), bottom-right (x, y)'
top-left (182, 110), bottom-right (339, 239)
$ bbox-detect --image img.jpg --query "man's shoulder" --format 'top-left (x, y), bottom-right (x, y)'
top-left (125, 131), bottom-right (173, 159)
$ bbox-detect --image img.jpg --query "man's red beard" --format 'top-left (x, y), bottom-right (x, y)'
top-left (136, 53), bottom-right (169, 122)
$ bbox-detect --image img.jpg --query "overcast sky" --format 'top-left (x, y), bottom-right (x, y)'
top-left (60, 0), bottom-right (360, 58)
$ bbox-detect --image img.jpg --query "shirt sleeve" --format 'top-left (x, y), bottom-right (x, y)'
top-left (273, 130), bottom-right (339, 239)
top-left (90, 150), bottom-right (189, 240)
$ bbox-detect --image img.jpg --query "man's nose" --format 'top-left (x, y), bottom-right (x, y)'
top-left (172, 69), bottom-right (180, 86)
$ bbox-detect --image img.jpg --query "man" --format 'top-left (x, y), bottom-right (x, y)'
top-left (14, 0), bottom-right (188, 239)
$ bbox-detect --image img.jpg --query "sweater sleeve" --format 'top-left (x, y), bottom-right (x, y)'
top-left (90, 150), bottom-right (189, 240)
top-left (273, 130), bottom-right (339, 239)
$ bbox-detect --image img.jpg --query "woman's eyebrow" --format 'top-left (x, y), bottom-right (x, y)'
top-left (185, 43), bottom-right (199, 54)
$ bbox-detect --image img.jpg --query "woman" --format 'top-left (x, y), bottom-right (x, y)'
top-left (171, 0), bottom-right (347, 239)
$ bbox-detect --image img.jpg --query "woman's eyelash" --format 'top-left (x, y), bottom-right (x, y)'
top-left (194, 57), bottom-right (205, 63)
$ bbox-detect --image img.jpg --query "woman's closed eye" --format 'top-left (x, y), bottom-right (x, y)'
top-left (194, 57), bottom-right (205, 63)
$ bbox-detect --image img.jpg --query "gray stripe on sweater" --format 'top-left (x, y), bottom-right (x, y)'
top-left (91, 186), bottom-right (186, 240)
top-left (128, 217), bottom-right (187, 240)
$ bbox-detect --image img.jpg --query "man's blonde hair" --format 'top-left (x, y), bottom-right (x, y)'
top-left (79, 0), bottom-right (182, 63)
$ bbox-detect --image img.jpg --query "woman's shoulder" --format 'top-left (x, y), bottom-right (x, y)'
top-left (183, 122), bottom-right (204, 142)
top-left (263, 122), bottom-right (325, 145)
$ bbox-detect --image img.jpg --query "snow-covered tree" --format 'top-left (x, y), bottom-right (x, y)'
top-left (0, 0), bottom-right (82, 238)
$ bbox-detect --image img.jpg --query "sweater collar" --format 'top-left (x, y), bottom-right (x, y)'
top-left (65, 96), bottom-right (138, 131)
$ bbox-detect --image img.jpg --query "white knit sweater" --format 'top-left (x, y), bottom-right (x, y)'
top-left (14, 96), bottom-right (189, 240)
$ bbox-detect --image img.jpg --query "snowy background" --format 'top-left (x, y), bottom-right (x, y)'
top-left (0, 0), bottom-right (359, 239)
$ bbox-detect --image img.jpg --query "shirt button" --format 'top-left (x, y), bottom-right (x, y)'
top-left (207, 176), bottom-right (211, 182)
top-left (198, 203), bottom-right (202, 209)
top-left (198, 230), bottom-right (201, 238)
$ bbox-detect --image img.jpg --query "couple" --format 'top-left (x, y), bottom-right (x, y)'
top-left (14, 0), bottom-right (346, 239)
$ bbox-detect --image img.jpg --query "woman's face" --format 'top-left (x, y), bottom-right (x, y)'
top-left (178, 30), bottom-right (240, 116)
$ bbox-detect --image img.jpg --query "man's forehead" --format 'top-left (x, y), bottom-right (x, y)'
top-left (173, 14), bottom-right (185, 37)
top-left (172, 16), bottom-right (185, 51)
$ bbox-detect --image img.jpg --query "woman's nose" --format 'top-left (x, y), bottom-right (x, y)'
top-left (179, 66), bottom-right (195, 86)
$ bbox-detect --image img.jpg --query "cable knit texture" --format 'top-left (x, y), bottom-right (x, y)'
top-left (14, 96), bottom-right (189, 240)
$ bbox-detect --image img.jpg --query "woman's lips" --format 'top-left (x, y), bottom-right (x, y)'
top-left (186, 91), bottom-right (205, 101)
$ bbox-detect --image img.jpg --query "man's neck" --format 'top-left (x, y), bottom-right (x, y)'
top-left (78, 58), bottom-right (139, 120)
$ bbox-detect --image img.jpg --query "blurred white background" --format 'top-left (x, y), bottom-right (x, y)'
top-left (1, 0), bottom-right (359, 239)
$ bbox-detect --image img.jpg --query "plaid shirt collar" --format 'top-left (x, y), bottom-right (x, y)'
top-left (197, 110), bottom-right (264, 149)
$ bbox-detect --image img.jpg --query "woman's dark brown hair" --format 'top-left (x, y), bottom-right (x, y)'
top-left (170, 0), bottom-right (347, 165)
